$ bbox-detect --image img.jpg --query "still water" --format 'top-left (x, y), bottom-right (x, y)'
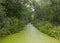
top-left (0, 23), bottom-right (60, 43)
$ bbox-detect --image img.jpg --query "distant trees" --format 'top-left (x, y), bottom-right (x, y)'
top-left (32, 0), bottom-right (60, 40)
top-left (32, 0), bottom-right (60, 24)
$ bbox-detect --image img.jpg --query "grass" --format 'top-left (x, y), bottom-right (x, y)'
top-left (33, 21), bottom-right (60, 40)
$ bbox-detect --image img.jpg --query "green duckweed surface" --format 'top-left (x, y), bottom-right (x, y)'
top-left (0, 23), bottom-right (60, 43)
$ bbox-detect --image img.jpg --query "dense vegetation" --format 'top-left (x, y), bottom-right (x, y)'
top-left (32, 0), bottom-right (60, 40)
top-left (0, 0), bottom-right (60, 40)
top-left (0, 0), bottom-right (32, 37)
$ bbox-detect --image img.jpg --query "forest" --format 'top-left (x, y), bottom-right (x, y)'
top-left (0, 0), bottom-right (60, 41)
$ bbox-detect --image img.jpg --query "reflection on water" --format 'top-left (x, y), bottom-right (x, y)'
top-left (0, 23), bottom-right (60, 43)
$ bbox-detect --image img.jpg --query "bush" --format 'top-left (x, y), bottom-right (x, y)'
top-left (0, 17), bottom-right (27, 37)
top-left (0, 0), bottom-right (31, 37)
top-left (33, 21), bottom-right (60, 40)
top-left (49, 26), bottom-right (60, 40)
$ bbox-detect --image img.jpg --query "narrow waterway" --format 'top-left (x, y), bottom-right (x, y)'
top-left (0, 23), bottom-right (60, 43)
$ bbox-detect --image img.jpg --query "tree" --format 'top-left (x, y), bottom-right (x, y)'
top-left (0, 0), bottom-right (32, 37)
top-left (0, 4), bottom-right (6, 29)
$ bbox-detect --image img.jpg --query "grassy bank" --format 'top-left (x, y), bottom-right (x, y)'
top-left (33, 21), bottom-right (60, 40)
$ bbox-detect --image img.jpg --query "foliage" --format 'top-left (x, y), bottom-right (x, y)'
top-left (0, 0), bottom-right (32, 37)
top-left (33, 21), bottom-right (60, 40)
top-left (32, 0), bottom-right (60, 40)
top-left (0, 4), bottom-right (6, 30)
top-left (0, 0), bottom-right (60, 40)
top-left (0, 17), bottom-right (26, 37)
